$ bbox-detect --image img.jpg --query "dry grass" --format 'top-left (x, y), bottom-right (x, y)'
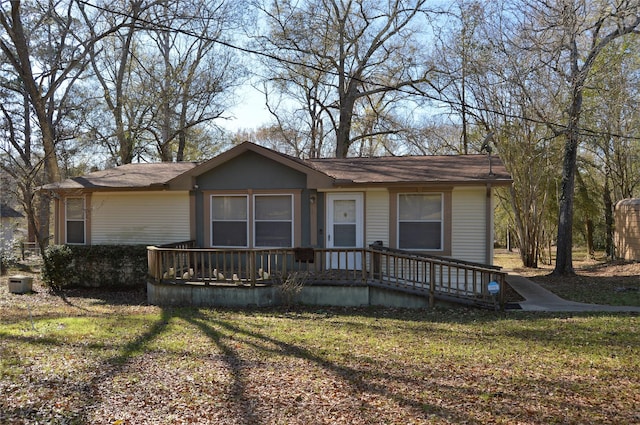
top-left (1, 256), bottom-right (639, 424)
top-left (494, 249), bottom-right (640, 306)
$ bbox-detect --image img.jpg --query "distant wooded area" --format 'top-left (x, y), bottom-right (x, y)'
top-left (1, 0), bottom-right (639, 274)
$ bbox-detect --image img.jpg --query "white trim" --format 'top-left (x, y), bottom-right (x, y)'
top-left (253, 194), bottom-right (294, 248)
top-left (210, 194), bottom-right (249, 248)
top-left (326, 192), bottom-right (364, 248)
top-left (65, 196), bottom-right (86, 245)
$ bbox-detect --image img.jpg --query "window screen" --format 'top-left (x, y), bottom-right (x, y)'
top-left (66, 198), bottom-right (85, 244)
top-left (211, 195), bottom-right (248, 247)
top-left (255, 195), bottom-right (293, 247)
top-left (398, 194), bottom-right (442, 250)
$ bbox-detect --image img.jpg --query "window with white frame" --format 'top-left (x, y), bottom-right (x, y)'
top-left (211, 194), bottom-right (295, 248)
top-left (66, 197), bottom-right (86, 244)
top-left (254, 194), bottom-right (293, 247)
top-left (398, 193), bottom-right (442, 250)
top-left (211, 195), bottom-right (248, 247)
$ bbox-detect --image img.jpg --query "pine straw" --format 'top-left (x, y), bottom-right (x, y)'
top-left (1, 279), bottom-right (639, 425)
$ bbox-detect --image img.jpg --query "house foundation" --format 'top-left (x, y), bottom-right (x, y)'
top-left (147, 281), bottom-right (431, 309)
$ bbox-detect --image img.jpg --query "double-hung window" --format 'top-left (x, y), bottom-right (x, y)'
top-left (211, 194), bottom-right (294, 248)
top-left (398, 193), bottom-right (443, 250)
top-left (254, 195), bottom-right (293, 247)
top-left (66, 197), bottom-right (86, 244)
top-left (211, 195), bottom-right (248, 247)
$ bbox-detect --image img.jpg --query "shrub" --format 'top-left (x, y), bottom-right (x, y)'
top-left (0, 238), bottom-right (19, 275)
top-left (276, 271), bottom-right (307, 307)
top-left (0, 252), bottom-right (17, 275)
top-left (42, 245), bottom-right (73, 290)
top-left (42, 245), bottom-right (148, 290)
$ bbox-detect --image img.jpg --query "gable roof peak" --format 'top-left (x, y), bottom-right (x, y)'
top-left (167, 141), bottom-right (335, 189)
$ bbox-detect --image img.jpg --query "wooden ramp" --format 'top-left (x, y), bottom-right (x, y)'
top-left (148, 243), bottom-right (507, 309)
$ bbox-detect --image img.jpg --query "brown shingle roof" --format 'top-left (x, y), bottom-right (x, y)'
top-left (40, 144), bottom-right (512, 192)
top-left (308, 155), bottom-right (511, 185)
top-left (41, 162), bottom-right (197, 190)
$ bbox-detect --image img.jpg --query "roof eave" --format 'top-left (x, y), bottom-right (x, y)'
top-left (328, 179), bottom-right (513, 188)
top-left (43, 185), bottom-right (177, 194)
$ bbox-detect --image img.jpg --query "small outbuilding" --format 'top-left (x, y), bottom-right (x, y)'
top-left (614, 198), bottom-right (640, 261)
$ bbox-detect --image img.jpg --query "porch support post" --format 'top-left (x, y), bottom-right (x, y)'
top-left (429, 263), bottom-right (435, 308)
top-left (147, 246), bottom-right (160, 283)
top-left (250, 250), bottom-right (256, 287)
top-left (485, 183), bottom-right (493, 265)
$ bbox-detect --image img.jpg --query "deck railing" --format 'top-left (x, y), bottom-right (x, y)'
top-left (147, 243), bottom-right (507, 309)
top-left (368, 245), bottom-right (505, 308)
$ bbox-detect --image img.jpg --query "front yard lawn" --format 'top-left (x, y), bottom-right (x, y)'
top-left (1, 281), bottom-right (639, 424)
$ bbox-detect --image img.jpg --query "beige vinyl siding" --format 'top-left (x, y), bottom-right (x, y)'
top-left (615, 199), bottom-right (640, 261)
top-left (365, 189), bottom-right (389, 247)
top-left (91, 192), bottom-right (190, 245)
top-left (451, 187), bottom-right (487, 263)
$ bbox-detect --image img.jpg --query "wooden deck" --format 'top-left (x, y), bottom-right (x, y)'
top-left (147, 242), bottom-right (507, 309)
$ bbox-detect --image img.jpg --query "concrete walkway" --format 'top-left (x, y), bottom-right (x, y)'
top-left (506, 274), bottom-right (640, 312)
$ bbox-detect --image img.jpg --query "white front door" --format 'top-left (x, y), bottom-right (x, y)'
top-left (326, 193), bottom-right (363, 269)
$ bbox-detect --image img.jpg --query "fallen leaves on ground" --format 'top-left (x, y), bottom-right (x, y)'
top-left (1, 279), bottom-right (639, 424)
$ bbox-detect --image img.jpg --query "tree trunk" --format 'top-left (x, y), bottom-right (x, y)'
top-left (603, 177), bottom-right (614, 259)
top-left (8, 3), bottom-right (61, 183)
top-left (552, 133), bottom-right (578, 276)
top-left (116, 119), bottom-right (134, 164)
top-left (552, 34), bottom-right (582, 277)
top-left (335, 88), bottom-right (358, 158)
top-left (509, 186), bottom-right (538, 268)
top-left (550, 7), bottom-right (640, 275)
top-left (36, 191), bottom-right (50, 253)
top-left (585, 218), bottom-right (594, 258)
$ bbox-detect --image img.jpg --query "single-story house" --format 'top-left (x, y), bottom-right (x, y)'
top-left (42, 142), bottom-right (513, 308)
top-left (42, 142), bottom-right (512, 266)
top-left (43, 142), bottom-right (512, 264)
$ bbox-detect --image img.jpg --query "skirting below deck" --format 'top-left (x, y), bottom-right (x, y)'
top-left (147, 281), bottom-right (432, 309)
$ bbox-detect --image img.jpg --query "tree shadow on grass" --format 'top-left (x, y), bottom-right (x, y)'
top-left (78, 308), bottom-right (174, 422)
top-left (0, 307), bottom-right (174, 424)
top-left (180, 307), bottom-right (640, 424)
top-left (178, 310), bottom-right (267, 425)
top-left (181, 308), bottom-right (478, 425)
top-left (52, 287), bottom-right (148, 308)
top-left (5, 303), bottom-right (637, 424)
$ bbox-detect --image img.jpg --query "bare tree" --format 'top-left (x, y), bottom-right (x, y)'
top-left (582, 37), bottom-right (640, 257)
top-left (259, 62), bottom-right (334, 158)
top-left (146, 0), bottom-right (247, 162)
top-left (255, 0), bottom-right (434, 158)
top-left (429, 0), bottom-right (487, 154)
top-left (455, 0), bottom-right (640, 270)
top-left (0, 81), bottom-right (46, 252)
top-left (82, 0), bottom-right (247, 164)
top-left (0, 0), bottom-right (101, 249)
top-left (426, 0), bottom-right (565, 267)
top-left (0, 0), bottom-right (69, 183)
top-left (513, 0), bottom-right (640, 275)
top-left (81, 0), bottom-right (155, 165)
